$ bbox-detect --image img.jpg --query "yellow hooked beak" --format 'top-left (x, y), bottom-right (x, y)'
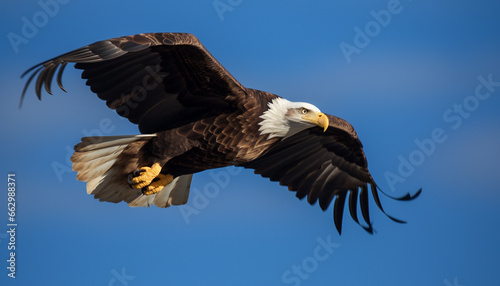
top-left (302, 112), bottom-right (329, 132)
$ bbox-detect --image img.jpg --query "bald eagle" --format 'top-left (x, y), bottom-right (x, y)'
top-left (21, 33), bottom-right (420, 234)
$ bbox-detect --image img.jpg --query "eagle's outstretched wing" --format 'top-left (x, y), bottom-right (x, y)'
top-left (21, 32), bottom-right (249, 134)
top-left (242, 114), bottom-right (421, 234)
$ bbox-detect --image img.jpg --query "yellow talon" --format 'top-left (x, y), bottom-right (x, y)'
top-left (142, 174), bottom-right (174, 195)
top-left (130, 163), bottom-right (162, 189)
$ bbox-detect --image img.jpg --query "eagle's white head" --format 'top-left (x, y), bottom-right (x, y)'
top-left (258, 98), bottom-right (329, 139)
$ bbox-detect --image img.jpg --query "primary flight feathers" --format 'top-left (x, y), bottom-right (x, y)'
top-left (21, 32), bottom-right (420, 234)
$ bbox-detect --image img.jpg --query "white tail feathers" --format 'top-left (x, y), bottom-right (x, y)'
top-left (71, 135), bottom-right (193, 208)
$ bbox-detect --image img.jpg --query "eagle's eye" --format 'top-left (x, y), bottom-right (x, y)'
top-left (301, 108), bottom-right (309, 115)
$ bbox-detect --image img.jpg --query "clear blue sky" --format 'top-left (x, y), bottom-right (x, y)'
top-left (1, 0), bottom-right (499, 285)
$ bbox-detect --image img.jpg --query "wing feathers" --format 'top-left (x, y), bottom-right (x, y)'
top-left (279, 151), bottom-right (324, 187)
top-left (348, 189), bottom-right (360, 224)
top-left (21, 33), bottom-right (248, 134)
top-left (359, 185), bottom-right (373, 233)
top-left (308, 163), bottom-right (337, 204)
top-left (243, 119), bottom-right (420, 234)
top-left (56, 62), bottom-right (68, 92)
top-left (333, 192), bottom-right (347, 234)
top-left (20, 66), bottom-right (43, 105)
